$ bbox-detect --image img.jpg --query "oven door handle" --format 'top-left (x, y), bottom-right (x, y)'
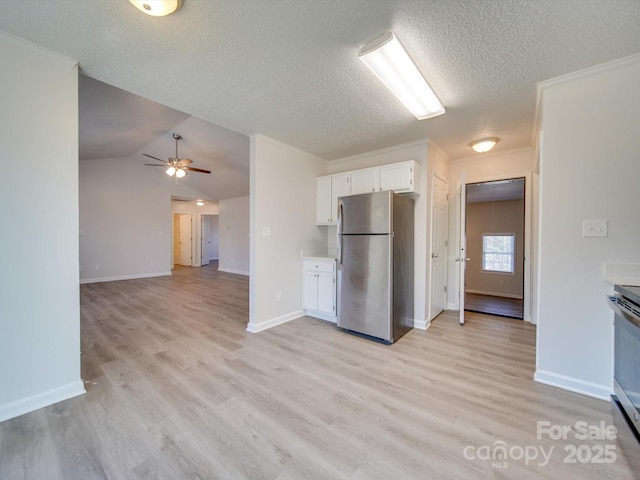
top-left (608, 295), bottom-right (640, 329)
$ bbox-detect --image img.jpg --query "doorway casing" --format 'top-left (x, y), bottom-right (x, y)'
top-left (451, 171), bottom-right (533, 324)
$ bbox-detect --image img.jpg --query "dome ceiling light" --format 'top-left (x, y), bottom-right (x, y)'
top-left (128, 0), bottom-right (183, 17)
top-left (470, 137), bottom-right (499, 153)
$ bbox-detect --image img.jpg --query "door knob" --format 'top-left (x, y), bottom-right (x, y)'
top-left (465, 258), bottom-right (471, 262)
top-left (432, 253), bottom-right (438, 258)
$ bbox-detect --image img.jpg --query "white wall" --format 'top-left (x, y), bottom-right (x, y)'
top-left (249, 135), bottom-right (328, 332)
top-left (535, 55), bottom-right (640, 399)
top-left (329, 139), bottom-right (447, 328)
top-left (219, 196), bottom-right (250, 276)
top-left (0, 32), bottom-right (85, 421)
top-left (79, 156), bottom-right (210, 283)
top-left (172, 200), bottom-right (219, 267)
top-left (447, 147), bottom-right (536, 315)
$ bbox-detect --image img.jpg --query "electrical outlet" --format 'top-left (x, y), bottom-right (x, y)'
top-left (582, 220), bottom-right (608, 238)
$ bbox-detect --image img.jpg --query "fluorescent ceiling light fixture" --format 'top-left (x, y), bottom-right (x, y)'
top-left (129, 0), bottom-right (183, 16)
top-left (470, 137), bottom-right (499, 153)
top-left (196, 201), bottom-right (205, 206)
top-left (358, 32), bottom-right (445, 120)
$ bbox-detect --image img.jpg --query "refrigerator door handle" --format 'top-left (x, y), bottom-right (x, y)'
top-left (337, 199), bottom-right (343, 266)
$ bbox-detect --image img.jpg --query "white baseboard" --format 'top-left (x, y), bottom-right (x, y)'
top-left (246, 310), bottom-right (304, 333)
top-left (304, 310), bottom-right (337, 323)
top-left (413, 318), bottom-right (431, 330)
top-left (80, 271), bottom-right (171, 284)
top-left (465, 289), bottom-right (523, 300)
top-left (218, 267), bottom-right (250, 276)
top-left (534, 369), bottom-right (612, 401)
top-left (0, 380), bottom-right (86, 422)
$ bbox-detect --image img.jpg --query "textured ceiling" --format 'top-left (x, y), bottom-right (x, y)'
top-left (2, 0), bottom-right (640, 164)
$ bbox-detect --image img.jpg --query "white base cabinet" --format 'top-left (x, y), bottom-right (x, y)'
top-left (302, 257), bottom-right (336, 322)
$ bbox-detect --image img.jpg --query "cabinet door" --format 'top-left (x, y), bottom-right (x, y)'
top-left (330, 173), bottom-right (351, 223)
top-left (316, 270), bottom-right (336, 315)
top-left (350, 168), bottom-right (379, 195)
top-left (380, 161), bottom-right (418, 193)
top-left (302, 270), bottom-right (318, 310)
top-left (316, 176), bottom-right (333, 224)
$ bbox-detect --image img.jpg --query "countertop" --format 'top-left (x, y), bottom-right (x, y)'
top-left (604, 262), bottom-right (640, 287)
top-left (301, 250), bottom-right (337, 260)
top-left (302, 254), bottom-right (337, 261)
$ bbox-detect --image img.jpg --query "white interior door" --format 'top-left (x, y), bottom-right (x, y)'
top-left (458, 176), bottom-right (467, 325)
top-left (430, 174), bottom-right (448, 319)
top-left (201, 216), bottom-right (210, 266)
top-left (179, 214), bottom-right (192, 266)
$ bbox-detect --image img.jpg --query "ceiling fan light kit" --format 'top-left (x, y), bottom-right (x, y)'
top-left (358, 31), bottom-right (445, 120)
top-left (470, 137), bottom-right (499, 153)
top-left (128, 0), bottom-right (183, 17)
top-left (144, 133), bottom-right (211, 177)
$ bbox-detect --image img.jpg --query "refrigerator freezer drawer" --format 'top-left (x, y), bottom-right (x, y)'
top-left (338, 234), bottom-right (392, 341)
top-left (338, 190), bottom-right (392, 235)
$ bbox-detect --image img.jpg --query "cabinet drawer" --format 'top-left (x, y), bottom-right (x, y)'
top-left (303, 260), bottom-right (335, 273)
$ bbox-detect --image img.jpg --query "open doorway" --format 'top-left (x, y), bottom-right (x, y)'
top-left (464, 178), bottom-right (525, 319)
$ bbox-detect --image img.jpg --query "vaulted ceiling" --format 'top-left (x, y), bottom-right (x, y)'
top-left (2, 1), bottom-right (639, 198)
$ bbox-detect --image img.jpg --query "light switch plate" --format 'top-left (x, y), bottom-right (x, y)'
top-left (262, 226), bottom-right (272, 237)
top-left (582, 220), bottom-right (608, 237)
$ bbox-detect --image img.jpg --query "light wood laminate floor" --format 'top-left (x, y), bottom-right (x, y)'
top-left (0, 264), bottom-right (634, 479)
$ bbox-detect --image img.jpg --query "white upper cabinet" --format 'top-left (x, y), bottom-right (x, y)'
top-left (316, 173), bottom-right (351, 225)
top-left (316, 161), bottom-right (418, 225)
top-left (379, 160), bottom-right (419, 194)
top-left (331, 173), bottom-right (351, 223)
top-left (350, 167), bottom-right (379, 195)
top-left (316, 176), bottom-right (333, 225)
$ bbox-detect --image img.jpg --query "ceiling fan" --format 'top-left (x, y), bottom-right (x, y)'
top-left (144, 133), bottom-right (211, 177)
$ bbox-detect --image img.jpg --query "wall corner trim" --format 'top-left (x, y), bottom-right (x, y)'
top-left (0, 380), bottom-right (86, 423)
top-left (534, 369), bottom-right (612, 401)
top-left (414, 318), bottom-right (431, 330)
top-left (246, 310), bottom-right (304, 333)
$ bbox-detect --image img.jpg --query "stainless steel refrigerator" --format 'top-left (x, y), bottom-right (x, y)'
top-left (337, 190), bottom-right (414, 343)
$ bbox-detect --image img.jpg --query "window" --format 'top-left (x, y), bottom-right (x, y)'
top-left (482, 234), bottom-right (515, 274)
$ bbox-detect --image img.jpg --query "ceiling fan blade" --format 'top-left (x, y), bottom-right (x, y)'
top-left (177, 158), bottom-right (193, 166)
top-left (184, 167), bottom-right (211, 174)
top-left (143, 153), bottom-right (168, 164)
